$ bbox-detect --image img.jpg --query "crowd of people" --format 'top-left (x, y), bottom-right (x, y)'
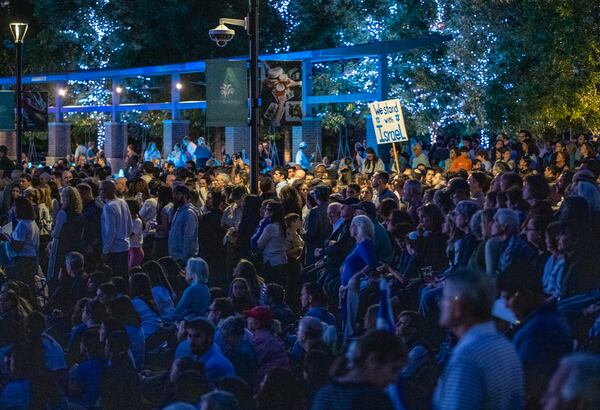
top-left (0, 128), bottom-right (599, 410)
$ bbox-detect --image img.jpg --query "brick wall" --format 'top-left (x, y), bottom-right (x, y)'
top-left (163, 120), bottom-right (190, 157)
top-left (225, 126), bottom-right (250, 158)
top-left (292, 117), bottom-right (322, 163)
top-left (46, 122), bottom-right (72, 165)
top-left (104, 122), bottom-right (128, 172)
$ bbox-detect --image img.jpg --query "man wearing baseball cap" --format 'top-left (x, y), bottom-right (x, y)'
top-left (243, 306), bottom-right (290, 382)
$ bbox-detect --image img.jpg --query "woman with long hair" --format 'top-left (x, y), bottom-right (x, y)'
top-left (158, 256), bottom-right (188, 300)
top-left (143, 260), bottom-right (176, 319)
top-left (144, 141), bottom-right (161, 162)
top-left (107, 295), bottom-right (145, 369)
top-left (232, 259), bottom-right (265, 304)
top-left (47, 186), bottom-right (83, 284)
top-left (280, 185), bottom-right (303, 216)
top-left (229, 277), bottom-right (256, 313)
top-left (2, 197), bottom-right (40, 297)
top-left (254, 201), bottom-right (288, 285)
top-left (129, 273), bottom-right (163, 338)
top-left (234, 194), bottom-right (262, 262)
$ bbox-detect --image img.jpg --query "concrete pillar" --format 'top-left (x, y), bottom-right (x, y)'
top-left (365, 115), bottom-right (390, 168)
top-left (46, 122), bottom-right (72, 165)
top-left (104, 122), bottom-right (128, 172)
top-left (0, 131), bottom-right (17, 160)
top-left (163, 120), bottom-right (190, 158)
top-left (292, 117), bottom-right (322, 163)
top-left (225, 126), bottom-right (250, 158)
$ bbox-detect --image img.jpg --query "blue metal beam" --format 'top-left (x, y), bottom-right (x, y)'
top-left (50, 101), bottom-right (206, 114)
top-left (306, 93), bottom-right (377, 104)
top-left (0, 35), bottom-right (452, 85)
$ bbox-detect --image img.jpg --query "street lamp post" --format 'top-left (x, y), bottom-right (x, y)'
top-left (209, 0), bottom-right (260, 194)
top-left (10, 23), bottom-right (28, 164)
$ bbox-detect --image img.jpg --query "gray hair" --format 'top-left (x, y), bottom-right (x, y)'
top-left (571, 182), bottom-right (600, 213)
top-left (494, 208), bottom-right (520, 234)
top-left (328, 202), bottom-right (342, 213)
top-left (559, 353), bottom-right (600, 407)
top-left (469, 210), bottom-right (484, 240)
top-left (299, 316), bottom-right (323, 340)
top-left (351, 214), bottom-right (375, 242)
top-left (200, 390), bottom-right (240, 410)
top-left (445, 269), bottom-right (497, 321)
top-left (186, 257), bottom-right (209, 283)
top-left (219, 316), bottom-right (246, 341)
top-left (65, 252), bottom-right (84, 272)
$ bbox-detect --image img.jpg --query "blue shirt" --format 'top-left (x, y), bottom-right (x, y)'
top-left (0, 380), bottom-right (30, 409)
top-left (175, 341), bottom-right (235, 383)
top-left (306, 306), bottom-right (336, 327)
top-left (125, 324), bottom-right (145, 370)
top-left (341, 240), bottom-right (378, 286)
top-left (512, 302), bottom-right (571, 397)
top-left (173, 282), bottom-right (210, 321)
top-left (69, 356), bottom-right (105, 407)
top-left (131, 297), bottom-right (163, 338)
top-left (433, 321), bottom-right (524, 410)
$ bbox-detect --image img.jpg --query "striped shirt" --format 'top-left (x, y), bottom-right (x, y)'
top-left (433, 321), bottom-right (524, 410)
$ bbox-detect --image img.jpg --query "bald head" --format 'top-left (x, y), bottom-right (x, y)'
top-left (100, 180), bottom-right (116, 201)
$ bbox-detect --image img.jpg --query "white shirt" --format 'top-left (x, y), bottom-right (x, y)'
top-left (130, 217), bottom-right (143, 248)
top-left (12, 219), bottom-right (39, 257)
top-left (101, 198), bottom-right (133, 254)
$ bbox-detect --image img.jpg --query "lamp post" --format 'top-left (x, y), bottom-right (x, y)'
top-left (210, 0), bottom-right (260, 194)
top-left (10, 23), bottom-right (28, 164)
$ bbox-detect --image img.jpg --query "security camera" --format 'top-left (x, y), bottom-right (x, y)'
top-left (209, 24), bottom-right (235, 47)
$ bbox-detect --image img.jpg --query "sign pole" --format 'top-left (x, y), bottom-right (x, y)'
top-left (391, 141), bottom-right (401, 175)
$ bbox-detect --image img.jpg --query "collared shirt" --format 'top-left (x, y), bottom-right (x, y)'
top-left (250, 329), bottom-right (290, 382)
top-left (332, 217), bottom-right (345, 233)
top-left (433, 321), bottom-right (524, 410)
top-left (221, 203), bottom-right (243, 229)
top-left (175, 341), bottom-right (235, 382)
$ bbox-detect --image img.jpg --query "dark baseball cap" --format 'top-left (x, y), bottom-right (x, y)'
top-left (352, 201), bottom-right (376, 217)
top-left (443, 177), bottom-right (469, 195)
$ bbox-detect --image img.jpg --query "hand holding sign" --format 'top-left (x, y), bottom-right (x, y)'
top-left (368, 99), bottom-right (409, 174)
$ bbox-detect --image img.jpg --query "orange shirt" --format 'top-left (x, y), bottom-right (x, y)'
top-left (450, 156), bottom-right (472, 172)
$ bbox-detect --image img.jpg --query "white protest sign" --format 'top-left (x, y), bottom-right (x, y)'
top-left (368, 99), bottom-right (409, 144)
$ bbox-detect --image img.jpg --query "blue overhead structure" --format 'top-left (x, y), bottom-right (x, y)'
top-left (0, 35), bottom-right (451, 119)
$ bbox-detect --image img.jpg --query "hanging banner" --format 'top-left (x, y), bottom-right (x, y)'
top-left (206, 60), bottom-right (248, 127)
top-left (368, 99), bottom-right (409, 144)
top-left (260, 61), bottom-right (302, 127)
top-left (22, 91), bottom-right (48, 132)
top-left (0, 91), bottom-right (15, 131)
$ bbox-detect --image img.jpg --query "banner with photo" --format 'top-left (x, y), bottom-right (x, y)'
top-left (22, 91), bottom-right (48, 132)
top-left (206, 60), bottom-right (248, 127)
top-left (0, 91), bottom-right (15, 131)
top-left (260, 61), bottom-right (302, 127)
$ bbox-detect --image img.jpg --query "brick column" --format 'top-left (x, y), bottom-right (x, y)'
top-left (225, 126), bottom-right (250, 158)
top-left (292, 117), bottom-right (322, 163)
top-left (365, 115), bottom-right (390, 168)
top-left (0, 131), bottom-right (17, 160)
top-left (211, 127), bottom-right (224, 161)
top-left (163, 120), bottom-right (190, 158)
top-left (46, 122), bottom-right (72, 165)
top-left (104, 122), bottom-right (128, 172)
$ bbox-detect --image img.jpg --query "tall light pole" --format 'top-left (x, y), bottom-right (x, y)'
top-left (209, 0), bottom-right (260, 194)
top-left (10, 23), bottom-right (28, 164)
